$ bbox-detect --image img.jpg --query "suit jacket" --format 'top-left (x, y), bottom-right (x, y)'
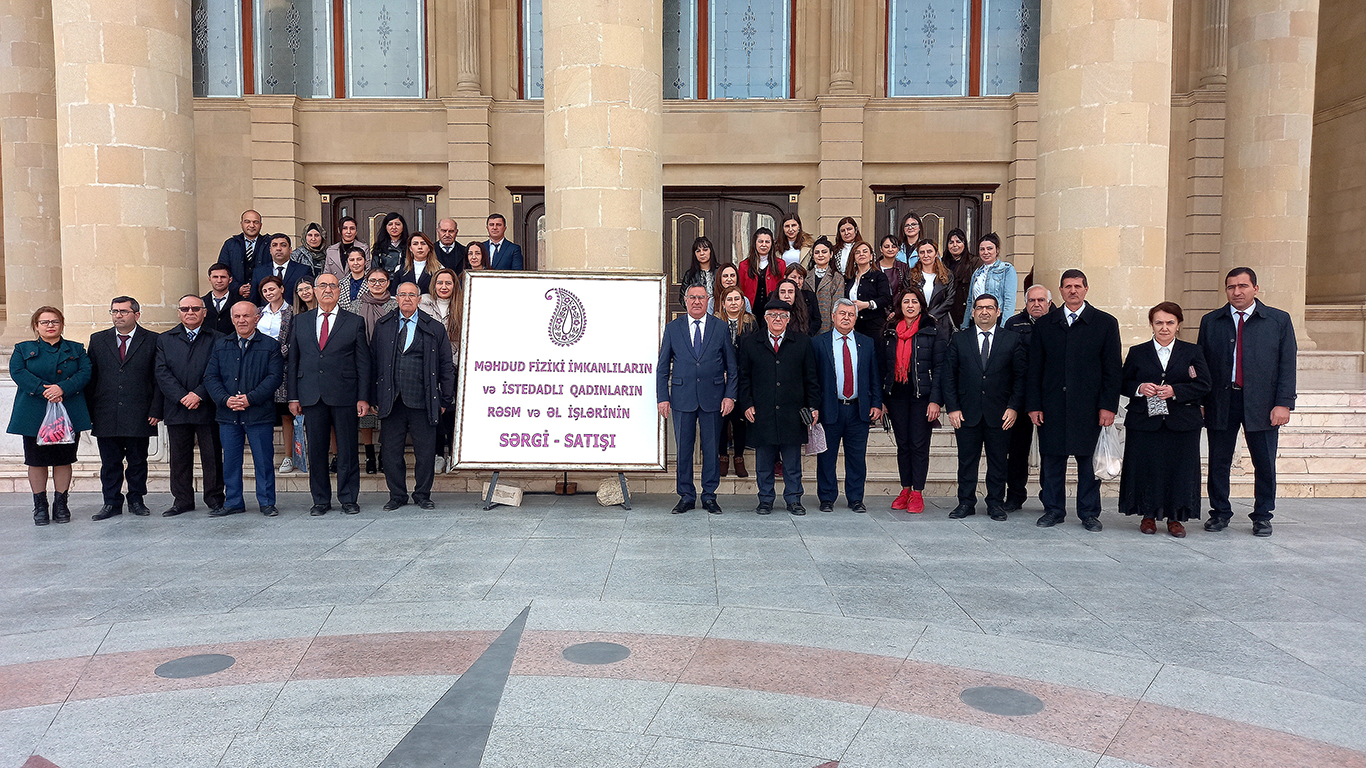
top-left (394, 262), bottom-right (436, 295)
top-left (434, 242), bottom-right (467, 273)
top-left (1197, 302), bottom-right (1297, 432)
top-left (736, 329), bottom-right (821, 446)
top-left (286, 307), bottom-right (373, 407)
top-left (218, 232), bottom-right (272, 298)
top-left (251, 259), bottom-right (310, 305)
top-left (1121, 339), bottom-right (1211, 433)
top-left (154, 325), bottom-right (221, 426)
top-left (203, 292), bottom-right (241, 336)
top-left (1026, 303), bottom-right (1123, 455)
top-left (656, 314), bottom-right (738, 413)
top-left (87, 326), bottom-right (163, 437)
top-left (370, 309), bottom-right (456, 425)
top-left (815, 329), bottom-right (883, 424)
top-left (942, 326), bottom-right (1026, 428)
top-left (485, 239), bottom-right (524, 270)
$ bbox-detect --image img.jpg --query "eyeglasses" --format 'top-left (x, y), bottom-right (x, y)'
top-left (316, 284), bottom-right (338, 291)
top-left (178, 306), bottom-right (205, 313)
top-left (367, 278), bottom-right (389, 285)
top-left (36, 320), bottom-right (62, 327)
top-left (396, 292), bottom-right (420, 299)
top-left (685, 295), bottom-right (707, 301)
top-left (109, 309), bottom-right (135, 316)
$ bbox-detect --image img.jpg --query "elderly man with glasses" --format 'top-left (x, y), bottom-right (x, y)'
top-left (89, 297), bottom-right (163, 521)
top-left (154, 294), bottom-right (226, 517)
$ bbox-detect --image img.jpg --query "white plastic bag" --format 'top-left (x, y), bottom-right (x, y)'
top-left (804, 423), bottom-right (828, 456)
top-left (1092, 424), bottom-right (1123, 480)
top-left (37, 401), bottom-right (76, 445)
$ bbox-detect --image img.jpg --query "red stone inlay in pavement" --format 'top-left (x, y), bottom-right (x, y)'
top-left (292, 631), bottom-right (498, 680)
top-left (510, 630), bottom-right (701, 682)
top-left (22, 756), bottom-right (60, 768)
top-left (678, 638), bottom-right (905, 708)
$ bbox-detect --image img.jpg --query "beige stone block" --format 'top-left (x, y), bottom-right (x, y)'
top-left (95, 144), bottom-right (146, 185)
top-left (1068, 20), bottom-right (1115, 65)
top-left (548, 65), bottom-right (593, 109)
top-left (120, 186), bottom-right (170, 228)
top-left (253, 178), bottom-right (297, 200)
top-left (818, 106), bottom-right (864, 124)
top-left (134, 67), bottom-right (182, 114)
top-left (820, 140), bottom-right (862, 162)
top-left (110, 103), bottom-right (169, 146)
top-left (250, 120), bottom-right (296, 145)
top-left (607, 105), bottom-right (658, 151)
top-left (820, 179), bottom-right (863, 200)
top-left (628, 69), bottom-right (661, 113)
top-left (819, 120), bottom-right (862, 143)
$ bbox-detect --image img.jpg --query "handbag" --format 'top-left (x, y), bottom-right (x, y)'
top-left (1092, 424), bottom-right (1123, 480)
top-left (291, 413), bottom-right (308, 472)
top-left (37, 401), bottom-right (76, 445)
top-left (804, 422), bottom-right (828, 456)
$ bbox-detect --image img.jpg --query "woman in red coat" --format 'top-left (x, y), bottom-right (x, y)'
top-left (737, 227), bottom-right (783, 312)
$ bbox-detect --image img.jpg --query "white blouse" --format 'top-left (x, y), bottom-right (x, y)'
top-left (257, 304), bottom-right (285, 339)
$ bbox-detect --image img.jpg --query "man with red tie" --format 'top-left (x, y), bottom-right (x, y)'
top-left (814, 298), bottom-right (883, 513)
top-left (1198, 267), bottom-right (1297, 537)
top-left (88, 297), bottom-right (162, 520)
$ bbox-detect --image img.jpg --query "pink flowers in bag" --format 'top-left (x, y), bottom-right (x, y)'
top-left (37, 401), bottom-right (76, 445)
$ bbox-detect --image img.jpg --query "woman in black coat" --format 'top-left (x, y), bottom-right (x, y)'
top-left (844, 241), bottom-right (892, 340)
top-left (879, 286), bottom-right (946, 514)
top-left (1118, 302), bottom-right (1211, 536)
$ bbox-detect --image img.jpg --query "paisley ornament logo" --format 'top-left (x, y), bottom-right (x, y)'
top-left (545, 287), bottom-right (587, 346)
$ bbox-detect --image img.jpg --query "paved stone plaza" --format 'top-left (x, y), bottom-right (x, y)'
top-left (1, 491), bottom-right (1363, 768)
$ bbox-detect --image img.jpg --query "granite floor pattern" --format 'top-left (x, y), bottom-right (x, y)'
top-left (0, 491), bottom-right (1364, 768)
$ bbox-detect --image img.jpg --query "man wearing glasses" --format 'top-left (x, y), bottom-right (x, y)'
top-left (89, 297), bottom-right (163, 521)
top-left (155, 295), bottom-right (226, 517)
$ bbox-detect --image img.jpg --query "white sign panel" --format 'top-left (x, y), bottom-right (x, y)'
top-left (454, 272), bottom-right (666, 471)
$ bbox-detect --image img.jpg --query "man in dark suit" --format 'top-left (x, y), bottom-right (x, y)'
top-left (204, 300), bottom-right (283, 517)
top-left (814, 298), bottom-right (883, 513)
top-left (372, 282), bottom-right (456, 511)
top-left (484, 213), bottom-right (524, 270)
top-left (1001, 284), bottom-right (1053, 511)
top-left (941, 294), bottom-right (1027, 520)
top-left (204, 262), bottom-right (239, 336)
top-left (737, 298), bottom-right (821, 515)
top-left (154, 294), bottom-right (225, 517)
top-left (288, 271), bottom-right (373, 515)
top-left (1198, 266), bottom-right (1297, 537)
top-left (657, 284), bottom-right (738, 515)
top-left (1026, 270), bottom-right (1122, 531)
top-left (251, 233), bottom-right (309, 305)
top-left (218, 209), bottom-right (268, 300)
top-left (434, 218), bottom-right (467, 273)
top-left (89, 296), bottom-right (163, 520)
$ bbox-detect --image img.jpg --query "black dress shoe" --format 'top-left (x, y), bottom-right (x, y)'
top-left (1252, 520), bottom-right (1273, 537)
top-left (260, 505), bottom-right (278, 517)
top-left (128, 501), bottom-right (151, 517)
top-left (309, 504), bottom-right (331, 516)
top-left (1081, 517), bottom-right (1104, 532)
top-left (1002, 499), bottom-right (1024, 513)
top-left (671, 499), bottom-right (695, 514)
top-left (342, 503), bottom-right (361, 515)
top-left (788, 504), bottom-right (806, 516)
top-left (850, 501), bottom-right (867, 514)
top-left (988, 509), bottom-right (1008, 521)
top-left (162, 506), bottom-right (191, 517)
top-left (948, 506), bottom-right (976, 519)
top-left (365, 456), bottom-right (378, 474)
top-left (1204, 517), bottom-right (1229, 532)
top-left (417, 499), bottom-right (436, 510)
top-left (702, 499), bottom-right (723, 515)
top-left (212, 507), bottom-right (245, 517)
top-left (383, 498), bottom-right (408, 511)
top-left (1036, 512), bottom-right (1065, 528)
top-left (207, 506), bottom-right (224, 517)
top-left (92, 505), bottom-right (122, 521)
top-left (755, 504), bottom-right (773, 515)
top-left (818, 501), bottom-right (834, 513)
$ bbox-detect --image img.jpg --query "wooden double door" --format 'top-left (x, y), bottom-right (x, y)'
top-left (317, 186), bottom-right (442, 248)
top-left (871, 185), bottom-right (997, 259)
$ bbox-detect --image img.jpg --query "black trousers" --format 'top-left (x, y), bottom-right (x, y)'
top-left (885, 393), bottom-right (932, 490)
top-left (1040, 453), bottom-right (1101, 520)
top-left (381, 402), bottom-right (439, 503)
top-left (303, 403), bottom-right (360, 505)
top-left (438, 408), bottom-right (456, 457)
top-left (955, 419), bottom-right (1010, 511)
top-left (166, 423), bottom-right (225, 511)
top-left (1006, 418), bottom-right (1034, 504)
top-left (97, 436), bottom-right (150, 507)
top-left (720, 410), bottom-right (747, 457)
top-left (1207, 388), bottom-right (1279, 522)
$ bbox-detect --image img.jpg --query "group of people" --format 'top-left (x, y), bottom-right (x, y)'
top-left (7, 208), bottom-right (531, 524)
top-left (659, 218), bottom-right (1296, 538)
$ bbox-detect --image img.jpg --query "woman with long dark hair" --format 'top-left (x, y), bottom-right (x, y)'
top-left (895, 212), bottom-right (923, 264)
top-left (877, 234), bottom-right (914, 296)
top-left (806, 236), bottom-right (845, 324)
top-left (775, 278), bottom-right (816, 336)
top-left (371, 212), bottom-right (410, 277)
top-left (908, 238), bottom-right (956, 327)
top-left (777, 213), bottom-right (814, 268)
top-left (464, 241), bottom-right (488, 271)
top-left (943, 228), bottom-right (977, 327)
top-left (783, 263), bottom-right (823, 336)
top-left (961, 233), bottom-right (1017, 330)
top-left (715, 263), bottom-right (751, 314)
top-left (880, 287), bottom-right (945, 513)
top-left (833, 216), bottom-right (865, 275)
top-left (737, 226), bottom-right (783, 312)
top-left (680, 235), bottom-right (720, 309)
top-left (843, 241), bottom-right (892, 339)
top-left (713, 285), bottom-right (755, 477)
top-left (344, 267), bottom-right (398, 474)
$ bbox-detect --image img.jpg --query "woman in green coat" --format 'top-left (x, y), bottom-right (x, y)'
top-left (8, 306), bottom-right (92, 526)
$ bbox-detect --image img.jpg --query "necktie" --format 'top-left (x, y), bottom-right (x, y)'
top-left (277, 264), bottom-right (285, 279)
top-left (117, 334), bottom-right (129, 362)
top-left (239, 337), bottom-right (247, 354)
top-left (319, 311), bottom-right (331, 350)
top-left (186, 330), bottom-right (196, 343)
top-left (980, 331), bottom-right (991, 369)
top-left (402, 317), bottom-right (414, 351)
top-left (1068, 311), bottom-right (1078, 326)
top-left (841, 336), bottom-right (854, 398)
top-left (692, 320), bottom-right (702, 356)
top-left (1235, 311), bottom-right (1246, 387)
top-left (771, 335), bottom-right (781, 354)
top-left (245, 239), bottom-right (254, 260)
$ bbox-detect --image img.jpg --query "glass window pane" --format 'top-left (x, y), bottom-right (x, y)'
top-left (710, 0), bottom-right (790, 99)
top-left (255, 0), bottom-right (334, 97)
top-left (981, 0), bottom-right (1040, 95)
top-left (344, 0), bottom-right (425, 98)
top-left (192, 0), bottom-right (243, 97)
top-left (664, 0), bottom-right (698, 99)
top-left (887, 0), bottom-right (969, 97)
top-left (523, 0), bottom-right (544, 98)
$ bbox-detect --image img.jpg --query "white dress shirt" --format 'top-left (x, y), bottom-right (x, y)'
top-left (316, 307), bottom-right (338, 340)
top-left (833, 332), bottom-right (859, 399)
top-left (687, 315), bottom-right (707, 347)
top-left (1229, 300), bottom-right (1257, 382)
top-left (257, 303), bottom-right (285, 339)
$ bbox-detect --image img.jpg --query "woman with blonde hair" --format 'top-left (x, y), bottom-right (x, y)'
top-left (421, 267), bottom-right (464, 473)
top-left (713, 285), bottom-right (755, 477)
top-left (396, 231), bottom-right (438, 294)
top-left (908, 238), bottom-right (956, 327)
top-left (843, 240), bottom-right (892, 339)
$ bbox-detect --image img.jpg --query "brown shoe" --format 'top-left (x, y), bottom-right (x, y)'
top-left (719, 455), bottom-right (729, 477)
top-left (1168, 520), bottom-right (1186, 538)
top-left (733, 455), bottom-right (748, 477)
top-left (1140, 518), bottom-right (1157, 535)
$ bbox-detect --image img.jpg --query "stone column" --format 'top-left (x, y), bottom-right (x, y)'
top-left (816, 96), bottom-right (866, 237)
top-left (0, 0), bottom-right (63, 345)
top-left (455, 0), bottom-right (482, 95)
top-left (51, 0), bottom-right (198, 334)
top-left (247, 96), bottom-right (305, 240)
top-left (1200, 0), bottom-right (1229, 87)
top-left (1219, 0), bottom-right (1319, 347)
top-left (1034, 0), bottom-right (1174, 343)
top-left (829, 0), bottom-right (855, 94)
top-left (542, 0), bottom-right (663, 271)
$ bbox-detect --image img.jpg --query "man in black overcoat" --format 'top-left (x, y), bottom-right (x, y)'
top-left (1197, 267), bottom-right (1297, 537)
top-left (154, 294), bottom-right (225, 517)
top-left (1026, 270), bottom-right (1122, 531)
top-left (89, 296), bottom-right (163, 520)
top-left (940, 294), bottom-right (1027, 521)
top-left (288, 272), bottom-right (373, 515)
top-left (1001, 284), bottom-right (1052, 511)
top-left (737, 298), bottom-right (821, 515)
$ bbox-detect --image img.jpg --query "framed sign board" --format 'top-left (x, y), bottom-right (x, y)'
top-left (454, 272), bottom-right (667, 471)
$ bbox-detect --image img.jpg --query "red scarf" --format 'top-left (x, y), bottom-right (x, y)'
top-left (894, 316), bottom-right (921, 383)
